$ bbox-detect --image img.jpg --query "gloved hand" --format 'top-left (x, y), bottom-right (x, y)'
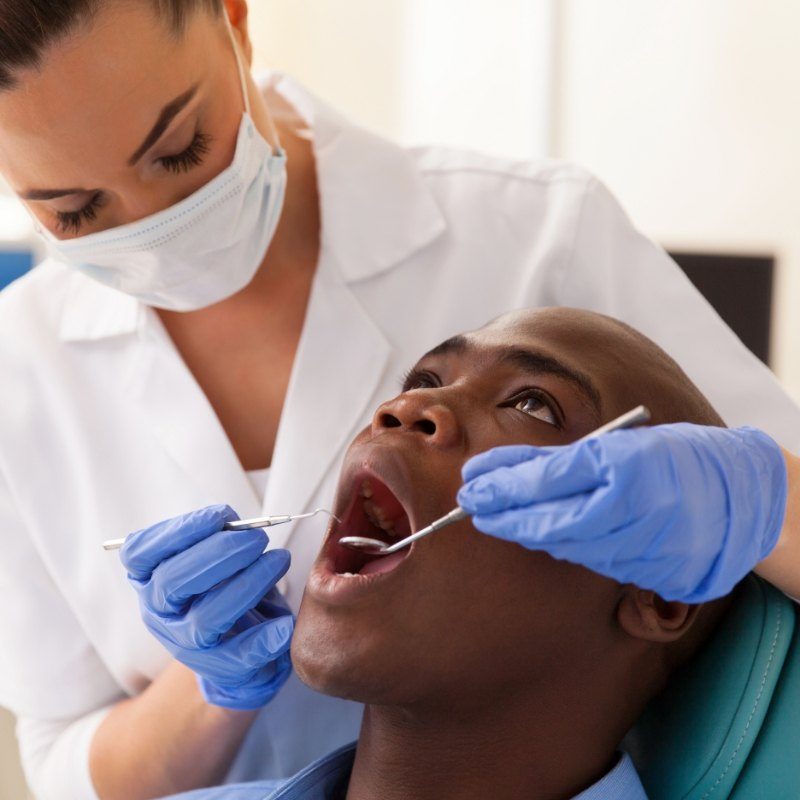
top-left (121, 504), bottom-right (294, 710)
top-left (457, 425), bottom-right (788, 603)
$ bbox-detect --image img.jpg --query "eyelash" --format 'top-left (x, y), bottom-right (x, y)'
top-left (55, 192), bottom-right (106, 235)
top-left (53, 131), bottom-right (213, 235)
top-left (400, 369), bottom-right (563, 428)
top-left (401, 368), bottom-right (440, 392)
top-left (157, 131), bottom-right (213, 174)
top-left (502, 388), bottom-right (564, 428)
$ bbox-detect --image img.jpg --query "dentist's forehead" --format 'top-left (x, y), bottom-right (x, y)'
top-left (0, 2), bottom-right (218, 189)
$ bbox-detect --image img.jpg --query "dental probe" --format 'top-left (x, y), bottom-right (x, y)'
top-left (102, 508), bottom-right (338, 551)
top-left (338, 405), bottom-right (652, 556)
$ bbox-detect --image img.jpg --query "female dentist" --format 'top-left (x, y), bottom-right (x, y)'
top-left (0, 2), bottom-right (798, 799)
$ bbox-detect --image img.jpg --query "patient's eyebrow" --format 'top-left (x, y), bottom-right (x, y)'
top-left (499, 347), bottom-right (602, 414)
top-left (420, 335), bottom-right (469, 360)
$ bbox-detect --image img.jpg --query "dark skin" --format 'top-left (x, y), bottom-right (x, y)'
top-left (293, 307), bottom-right (728, 800)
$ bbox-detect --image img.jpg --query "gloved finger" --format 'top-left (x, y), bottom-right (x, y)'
top-left (218, 614), bottom-right (295, 670)
top-left (469, 492), bottom-right (598, 546)
top-left (470, 475), bottom-right (679, 555)
top-left (461, 445), bottom-right (550, 482)
top-left (227, 587), bottom-right (293, 636)
top-left (255, 586), bottom-right (293, 617)
top-left (174, 614), bottom-right (295, 678)
top-left (458, 440), bottom-right (606, 515)
top-left (122, 504), bottom-right (238, 581)
top-left (163, 550), bottom-right (292, 649)
top-left (141, 528), bottom-right (269, 615)
top-left (199, 650), bottom-right (293, 710)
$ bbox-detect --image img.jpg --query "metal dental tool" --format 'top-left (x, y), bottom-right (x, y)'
top-left (338, 405), bottom-right (652, 556)
top-left (102, 508), bottom-right (339, 551)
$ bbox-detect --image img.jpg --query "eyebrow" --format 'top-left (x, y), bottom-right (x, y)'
top-left (128, 84), bottom-right (199, 166)
top-left (499, 347), bottom-right (602, 413)
top-left (20, 187), bottom-right (91, 201)
top-left (420, 335), bottom-right (470, 360)
top-left (419, 336), bottom-right (602, 414)
top-left (20, 85), bottom-right (201, 201)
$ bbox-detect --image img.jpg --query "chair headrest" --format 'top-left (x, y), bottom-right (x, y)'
top-left (625, 574), bottom-right (798, 799)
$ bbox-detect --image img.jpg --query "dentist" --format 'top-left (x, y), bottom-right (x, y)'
top-left (0, 1), bottom-right (798, 799)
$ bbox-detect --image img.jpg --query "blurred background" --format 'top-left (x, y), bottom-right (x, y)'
top-left (2, 1), bottom-right (799, 796)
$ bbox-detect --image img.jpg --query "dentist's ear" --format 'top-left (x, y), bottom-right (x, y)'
top-left (224, 0), bottom-right (253, 65)
top-left (616, 588), bottom-right (700, 643)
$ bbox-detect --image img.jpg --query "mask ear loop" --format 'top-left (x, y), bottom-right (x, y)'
top-left (224, 13), bottom-right (284, 155)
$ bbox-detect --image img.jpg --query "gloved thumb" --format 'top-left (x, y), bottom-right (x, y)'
top-left (458, 439), bottom-right (607, 515)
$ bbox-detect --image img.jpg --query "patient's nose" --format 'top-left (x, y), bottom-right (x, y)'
top-left (372, 392), bottom-right (461, 448)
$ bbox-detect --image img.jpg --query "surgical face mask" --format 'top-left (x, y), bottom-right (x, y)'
top-left (37, 20), bottom-right (288, 312)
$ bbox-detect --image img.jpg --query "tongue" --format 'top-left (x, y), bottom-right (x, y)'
top-left (359, 550), bottom-right (408, 576)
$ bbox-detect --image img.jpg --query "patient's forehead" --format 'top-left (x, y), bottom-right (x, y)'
top-left (475, 307), bottom-right (621, 348)
top-left (453, 308), bottom-right (627, 378)
top-left (456, 307), bottom-right (647, 420)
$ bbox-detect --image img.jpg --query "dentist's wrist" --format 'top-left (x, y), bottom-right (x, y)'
top-left (755, 448), bottom-right (800, 597)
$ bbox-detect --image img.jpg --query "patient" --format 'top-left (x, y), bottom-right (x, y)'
top-left (168, 307), bottom-right (733, 800)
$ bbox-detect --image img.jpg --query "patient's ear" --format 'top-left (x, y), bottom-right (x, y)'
top-left (616, 587), bottom-right (701, 643)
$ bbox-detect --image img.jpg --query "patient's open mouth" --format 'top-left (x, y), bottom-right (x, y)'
top-left (329, 474), bottom-right (413, 578)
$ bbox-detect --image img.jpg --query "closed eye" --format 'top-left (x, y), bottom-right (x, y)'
top-left (157, 130), bottom-right (212, 174)
top-left (55, 192), bottom-right (106, 235)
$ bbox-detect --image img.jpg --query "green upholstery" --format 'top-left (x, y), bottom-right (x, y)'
top-left (625, 575), bottom-right (800, 799)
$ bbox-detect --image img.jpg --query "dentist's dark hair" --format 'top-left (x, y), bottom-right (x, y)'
top-left (0, 0), bottom-right (223, 90)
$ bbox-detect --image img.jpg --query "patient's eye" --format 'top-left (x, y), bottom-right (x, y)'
top-left (401, 368), bottom-right (441, 392)
top-left (511, 391), bottom-right (558, 426)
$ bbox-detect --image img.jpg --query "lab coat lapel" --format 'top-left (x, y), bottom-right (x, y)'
top-left (128, 311), bottom-right (263, 521)
top-left (263, 256), bottom-right (391, 549)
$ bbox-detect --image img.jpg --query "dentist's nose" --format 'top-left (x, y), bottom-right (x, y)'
top-left (372, 391), bottom-right (462, 448)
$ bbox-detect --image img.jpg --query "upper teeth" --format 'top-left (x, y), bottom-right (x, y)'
top-left (364, 499), bottom-right (396, 533)
top-left (360, 481), bottom-right (397, 534)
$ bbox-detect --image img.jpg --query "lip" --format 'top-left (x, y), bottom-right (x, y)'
top-left (306, 443), bottom-right (423, 606)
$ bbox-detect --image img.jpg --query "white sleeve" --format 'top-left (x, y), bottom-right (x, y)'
top-left (556, 177), bottom-right (800, 451)
top-left (0, 468), bottom-right (121, 800)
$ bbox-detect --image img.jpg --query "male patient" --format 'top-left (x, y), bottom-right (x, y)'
top-left (167, 307), bottom-right (732, 800)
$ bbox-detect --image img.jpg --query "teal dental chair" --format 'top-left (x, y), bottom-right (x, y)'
top-left (626, 574), bottom-right (800, 799)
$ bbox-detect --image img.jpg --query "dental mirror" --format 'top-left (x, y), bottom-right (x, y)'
top-left (338, 405), bottom-right (651, 557)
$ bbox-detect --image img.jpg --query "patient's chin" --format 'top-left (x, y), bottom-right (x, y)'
top-left (291, 624), bottom-right (418, 706)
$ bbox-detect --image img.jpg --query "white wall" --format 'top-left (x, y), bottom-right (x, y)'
top-left (555, 0), bottom-right (800, 401)
top-left (250, 0), bottom-right (410, 141)
top-left (249, 0), bottom-right (555, 157)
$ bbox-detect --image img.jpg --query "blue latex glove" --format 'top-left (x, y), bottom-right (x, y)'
top-left (121, 504), bottom-right (294, 710)
top-left (457, 425), bottom-right (788, 603)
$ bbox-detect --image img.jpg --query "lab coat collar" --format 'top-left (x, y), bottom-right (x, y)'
top-left (57, 72), bottom-right (446, 342)
top-left (273, 72), bottom-right (447, 283)
top-left (59, 267), bottom-right (142, 342)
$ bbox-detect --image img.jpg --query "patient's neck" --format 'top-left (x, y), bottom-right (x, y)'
top-left (346, 678), bottom-right (633, 800)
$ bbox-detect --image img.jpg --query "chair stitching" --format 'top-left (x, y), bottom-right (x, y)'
top-left (698, 601), bottom-right (782, 799)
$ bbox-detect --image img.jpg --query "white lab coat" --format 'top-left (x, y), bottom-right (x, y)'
top-left (1, 74), bottom-right (798, 800)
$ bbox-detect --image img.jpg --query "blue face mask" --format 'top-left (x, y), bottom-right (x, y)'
top-left (39, 18), bottom-right (288, 312)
